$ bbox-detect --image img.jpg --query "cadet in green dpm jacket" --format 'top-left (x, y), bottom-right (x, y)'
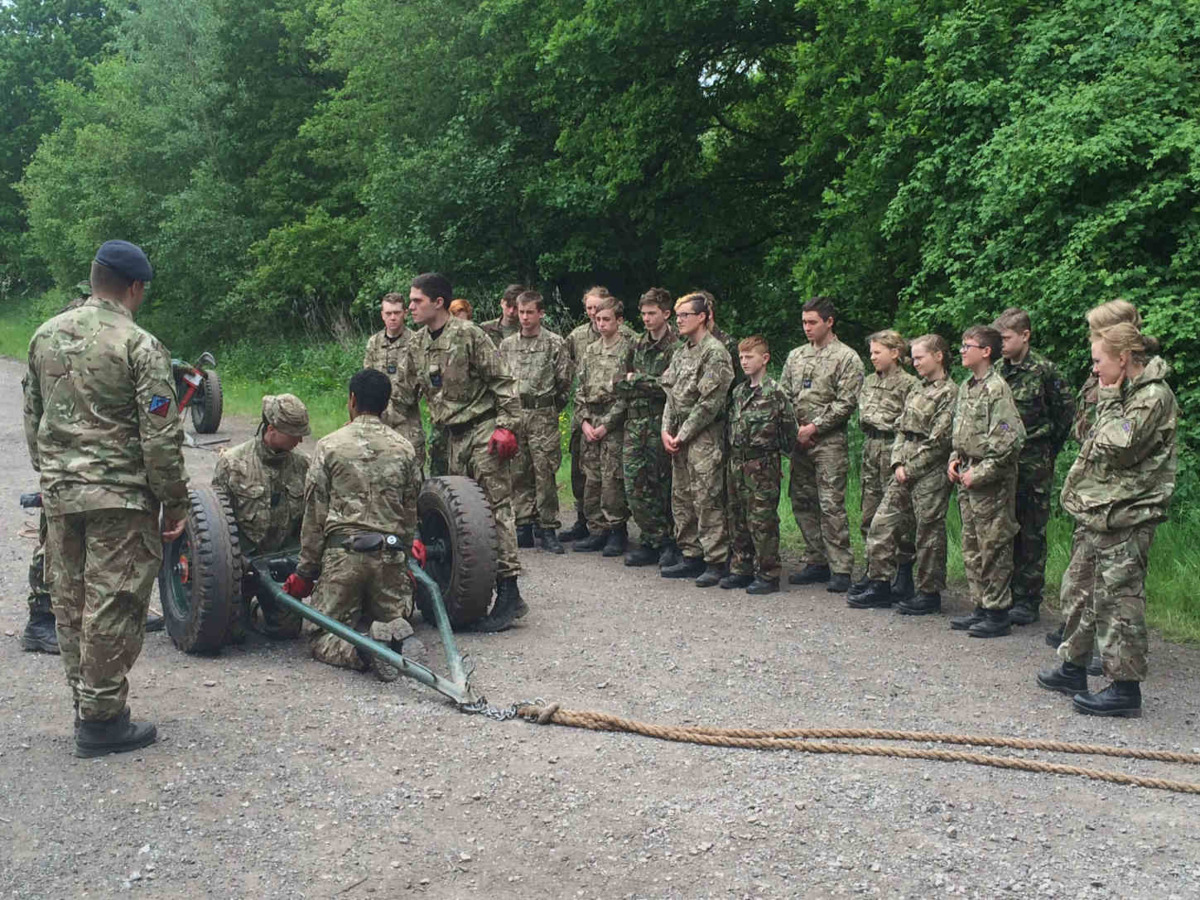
top-left (1037, 324), bottom-right (1175, 718)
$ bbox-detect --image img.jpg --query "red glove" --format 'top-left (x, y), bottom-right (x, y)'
top-left (282, 573), bottom-right (314, 598)
top-left (487, 427), bottom-right (519, 460)
top-left (411, 538), bottom-right (427, 567)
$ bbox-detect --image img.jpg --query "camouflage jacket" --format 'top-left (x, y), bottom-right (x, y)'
top-left (213, 436), bottom-right (309, 553)
top-left (296, 415), bottom-right (421, 580)
top-left (1072, 356), bottom-right (1170, 444)
top-left (1061, 363), bottom-right (1177, 531)
top-left (998, 349), bottom-right (1074, 457)
top-left (711, 324), bottom-right (746, 395)
top-left (890, 377), bottom-right (957, 481)
top-left (779, 338), bottom-right (864, 435)
top-left (577, 332), bottom-right (631, 431)
top-left (363, 328), bottom-right (421, 430)
top-left (859, 367), bottom-right (917, 433)
top-left (613, 325), bottom-right (679, 420)
top-left (412, 317), bottom-right (520, 432)
top-left (566, 320), bottom-right (636, 427)
top-left (661, 332), bottom-right (734, 445)
top-left (23, 296), bottom-right (189, 519)
top-left (949, 366), bottom-right (1026, 488)
top-left (480, 316), bottom-right (519, 348)
top-left (728, 377), bottom-right (798, 456)
top-left (499, 328), bottom-right (572, 412)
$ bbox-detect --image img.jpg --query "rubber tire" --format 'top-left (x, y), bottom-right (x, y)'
top-left (415, 476), bottom-right (498, 627)
top-left (160, 486), bottom-right (242, 654)
top-left (191, 368), bottom-right (223, 434)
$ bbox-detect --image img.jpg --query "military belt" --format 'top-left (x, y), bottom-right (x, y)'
top-left (902, 430), bottom-right (924, 442)
top-left (443, 411), bottom-right (496, 438)
top-left (519, 393), bottom-right (558, 410)
top-left (339, 532), bottom-right (404, 553)
top-left (627, 398), bottom-right (665, 417)
top-left (861, 424), bottom-right (895, 440)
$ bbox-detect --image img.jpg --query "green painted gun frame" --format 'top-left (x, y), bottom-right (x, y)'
top-left (249, 556), bottom-right (476, 706)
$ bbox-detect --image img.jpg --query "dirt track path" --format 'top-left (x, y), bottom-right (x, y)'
top-left (2, 355), bottom-right (1199, 899)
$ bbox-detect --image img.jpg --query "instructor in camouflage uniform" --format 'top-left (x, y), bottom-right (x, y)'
top-left (779, 297), bottom-right (864, 593)
top-left (660, 292), bottom-right (734, 587)
top-left (363, 292), bottom-right (426, 472)
top-left (994, 308), bottom-right (1075, 625)
top-left (213, 394), bottom-right (311, 639)
top-left (283, 370), bottom-right (423, 680)
top-left (409, 272), bottom-right (528, 631)
top-left (616, 288), bottom-right (679, 567)
top-left (1038, 324), bottom-right (1175, 717)
top-left (24, 240), bottom-right (188, 758)
top-left (499, 290), bottom-right (572, 554)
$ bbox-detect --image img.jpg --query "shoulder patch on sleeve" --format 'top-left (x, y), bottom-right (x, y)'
top-left (149, 395), bottom-right (172, 417)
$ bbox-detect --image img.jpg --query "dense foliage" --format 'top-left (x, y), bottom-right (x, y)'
top-left (4, 0), bottom-right (1198, 456)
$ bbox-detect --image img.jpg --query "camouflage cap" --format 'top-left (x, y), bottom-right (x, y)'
top-left (262, 394), bottom-right (311, 437)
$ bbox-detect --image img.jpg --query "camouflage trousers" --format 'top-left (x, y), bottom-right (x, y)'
top-left (861, 436), bottom-right (913, 564)
top-left (384, 409), bottom-right (427, 475)
top-left (789, 430), bottom-right (854, 573)
top-left (512, 408), bottom-right (563, 530)
top-left (1057, 523), bottom-right (1154, 682)
top-left (581, 425), bottom-right (628, 532)
top-left (304, 547), bottom-right (413, 671)
top-left (28, 509), bottom-right (51, 615)
top-left (727, 452), bottom-right (783, 578)
top-left (445, 417), bottom-right (520, 578)
top-left (569, 425), bottom-right (585, 512)
top-left (1012, 449), bottom-right (1054, 607)
top-left (623, 412), bottom-right (673, 548)
top-left (44, 508), bottom-right (161, 721)
top-left (958, 468), bottom-right (1019, 610)
top-left (866, 469), bottom-right (951, 593)
top-left (671, 423), bottom-right (728, 564)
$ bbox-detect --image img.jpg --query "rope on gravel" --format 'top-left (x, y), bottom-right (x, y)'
top-left (514, 703), bottom-right (1200, 796)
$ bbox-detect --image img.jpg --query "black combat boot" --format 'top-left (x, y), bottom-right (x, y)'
top-left (788, 563), bottom-right (831, 585)
top-left (144, 611), bottom-right (165, 633)
top-left (746, 576), bottom-right (780, 595)
top-left (661, 556), bottom-right (706, 579)
top-left (826, 572), bottom-right (851, 593)
top-left (516, 524), bottom-right (535, 549)
top-left (21, 595), bottom-right (59, 654)
top-left (658, 541), bottom-right (682, 569)
top-left (895, 592), bottom-right (941, 616)
top-left (949, 606), bottom-right (986, 631)
top-left (719, 573), bottom-right (754, 590)
top-left (695, 565), bottom-right (725, 588)
top-left (559, 512), bottom-right (589, 543)
top-left (75, 710), bottom-right (157, 758)
top-left (1045, 623), bottom-right (1065, 647)
top-left (473, 577), bottom-right (529, 632)
top-left (360, 645), bottom-right (400, 683)
top-left (967, 608), bottom-right (1012, 638)
top-left (624, 543), bottom-right (660, 567)
top-left (1087, 652), bottom-right (1103, 676)
top-left (847, 577), bottom-right (871, 599)
top-left (890, 563), bottom-right (915, 605)
top-left (846, 579), bottom-right (892, 609)
top-left (1009, 599), bottom-right (1040, 625)
top-left (1073, 681), bottom-right (1142, 718)
top-left (601, 525), bottom-right (628, 558)
top-left (573, 530), bottom-right (609, 552)
top-left (1036, 660), bottom-right (1088, 696)
top-left (540, 529), bottom-right (565, 554)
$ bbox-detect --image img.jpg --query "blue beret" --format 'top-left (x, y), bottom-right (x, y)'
top-left (94, 240), bottom-right (153, 283)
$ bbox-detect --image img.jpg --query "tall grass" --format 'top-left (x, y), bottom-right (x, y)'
top-left (4, 301), bottom-right (1197, 644)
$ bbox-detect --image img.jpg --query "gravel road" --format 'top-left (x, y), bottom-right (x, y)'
top-left (2, 355), bottom-right (1199, 899)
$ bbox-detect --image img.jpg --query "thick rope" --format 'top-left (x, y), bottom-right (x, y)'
top-left (515, 703), bottom-right (1200, 796)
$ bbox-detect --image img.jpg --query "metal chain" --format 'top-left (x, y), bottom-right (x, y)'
top-left (459, 696), bottom-right (543, 721)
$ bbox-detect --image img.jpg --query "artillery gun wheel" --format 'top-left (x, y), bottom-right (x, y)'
top-left (191, 368), bottom-right (223, 434)
top-left (159, 486), bottom-right (242, 654)
top-left (415, 476), bottom-right (497, 627)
